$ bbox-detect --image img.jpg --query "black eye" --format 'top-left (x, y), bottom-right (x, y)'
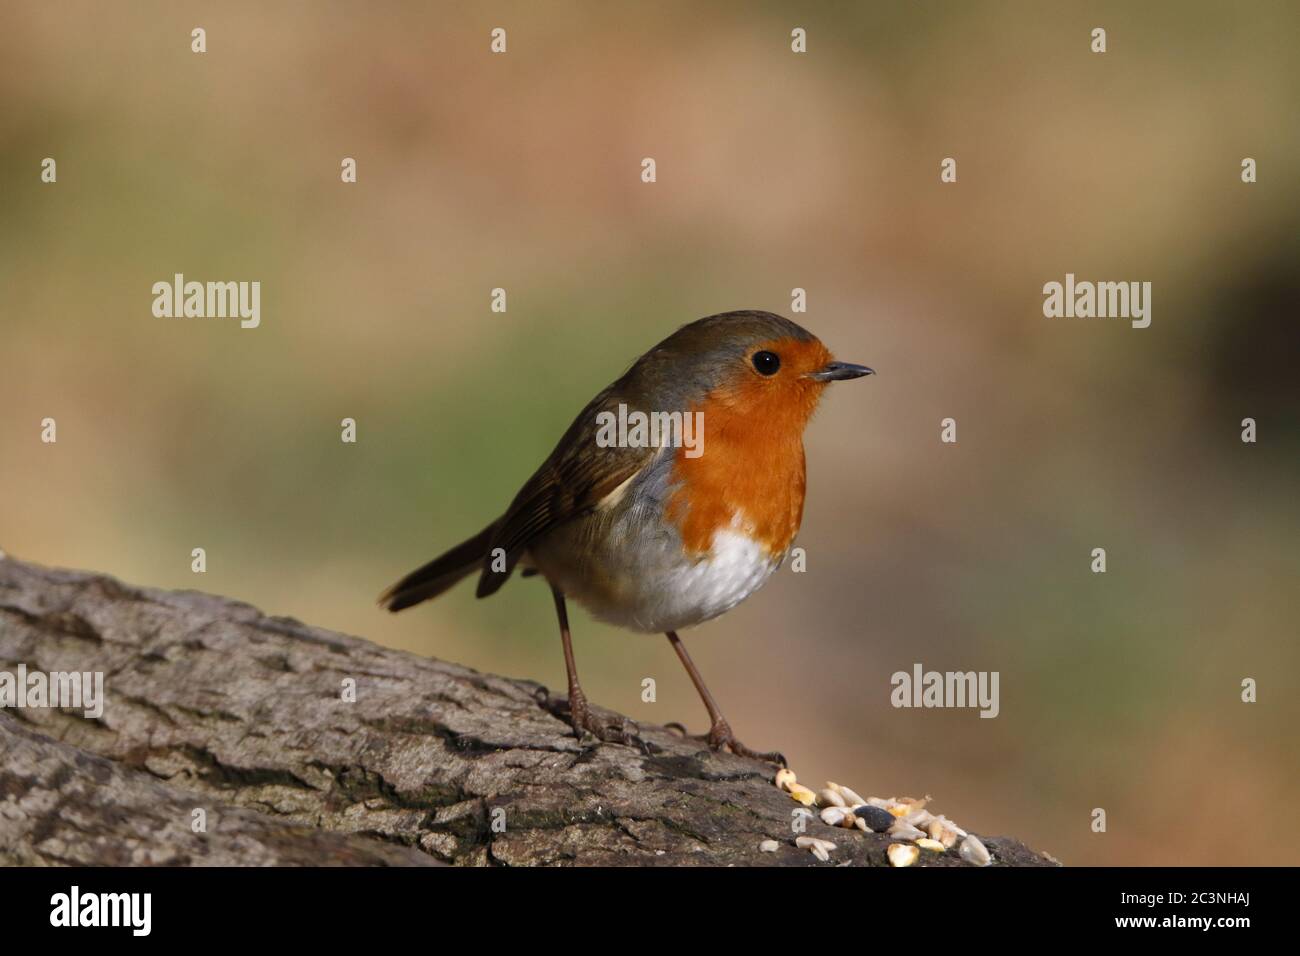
top-left (752, 350), bottom-right (781, 376)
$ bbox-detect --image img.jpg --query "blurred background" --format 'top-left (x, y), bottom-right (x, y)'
top-left (2, 1), bottom-right (1297, 865)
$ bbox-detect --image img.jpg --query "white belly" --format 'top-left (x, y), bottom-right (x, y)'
top-left (531, 522), bottom-right (785, 634)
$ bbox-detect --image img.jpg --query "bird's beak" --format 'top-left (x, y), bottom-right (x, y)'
top-left (808, 361), bottom-right (875, 382)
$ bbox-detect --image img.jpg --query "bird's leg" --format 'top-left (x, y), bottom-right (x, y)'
top-left (550, 586), bottom-right (643, 749)
top-left (665, 631), bottom-right (786, 767)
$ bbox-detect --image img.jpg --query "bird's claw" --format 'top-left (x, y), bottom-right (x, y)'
top-left (670, 717), bottom-right (786, 767)
top-left (563, 692), bottom-right (651, 754)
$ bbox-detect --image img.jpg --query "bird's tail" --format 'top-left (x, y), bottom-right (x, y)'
top-left (379, 520), bottom-right (499, 612)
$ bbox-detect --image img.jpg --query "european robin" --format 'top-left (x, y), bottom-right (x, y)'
top-left (380, 310), bottom-right (872, 765)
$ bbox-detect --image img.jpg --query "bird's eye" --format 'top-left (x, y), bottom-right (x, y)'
top-left (752, 350), bottom-right (781, 376)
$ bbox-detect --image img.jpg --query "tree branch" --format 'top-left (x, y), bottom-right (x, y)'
top-left (0, 555), bottom-right (1055, 867)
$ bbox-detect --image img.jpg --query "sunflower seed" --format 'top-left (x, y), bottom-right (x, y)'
top-left (903, 808), bottom-right (935, 828)
top-left (788, 784), bottom-right (818, 806)
top-left (887, 843), bottom-right (919, 868)
top-left (928, 820), bottom-right (959, 848)
top-left (935, 814), bottom-right (967, 838)
top-left (827, 781), bottom-right (867, 806)
top-left (796, 835), bottom-right (835, 862)
top-left (894, 795), bottom-right (930, 811)
top-left (819, 807), bottom-right (847, 827)
top-left (818, 788), bottom-right (847, 808)
top-left (888, 821), bottom-right (926, 841)
top-left (854, 805), bottom-right (896, 832)
top-left (959, 835), bottom-right (991, 867)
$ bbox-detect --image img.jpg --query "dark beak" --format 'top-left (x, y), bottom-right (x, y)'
top-left (808, 361), bottom-right (875, 382)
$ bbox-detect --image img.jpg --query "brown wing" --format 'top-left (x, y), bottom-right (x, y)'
top-left (475, 388), bottom-right (656, 597)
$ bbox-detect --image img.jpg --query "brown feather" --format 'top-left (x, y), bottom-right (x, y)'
top-left (475, 386), bottom-right (655, 597)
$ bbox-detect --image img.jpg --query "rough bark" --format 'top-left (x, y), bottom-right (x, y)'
top-left (0, 555), bottom-right (1057, 867)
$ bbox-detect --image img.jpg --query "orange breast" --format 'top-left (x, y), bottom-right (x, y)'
top-left (665, 337), bottom-right (832, 557)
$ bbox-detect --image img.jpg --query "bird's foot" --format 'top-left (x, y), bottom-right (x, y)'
top-left (667, 718), bottom-right (786, 767)
top-left (552, 689), bottom-right (650, 754)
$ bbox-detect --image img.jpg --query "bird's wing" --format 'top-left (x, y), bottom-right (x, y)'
top-left (476, 387), bottom-right (658, 597)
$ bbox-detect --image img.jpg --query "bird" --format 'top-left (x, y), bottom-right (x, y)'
top-left (380, 310), bottom-right (873, 765)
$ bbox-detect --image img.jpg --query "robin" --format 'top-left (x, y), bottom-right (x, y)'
top-left (380, 310), bottom-right (872, 765)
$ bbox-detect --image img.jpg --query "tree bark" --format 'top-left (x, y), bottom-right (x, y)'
top-left (0, 555), bottom-right (1056, 867)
